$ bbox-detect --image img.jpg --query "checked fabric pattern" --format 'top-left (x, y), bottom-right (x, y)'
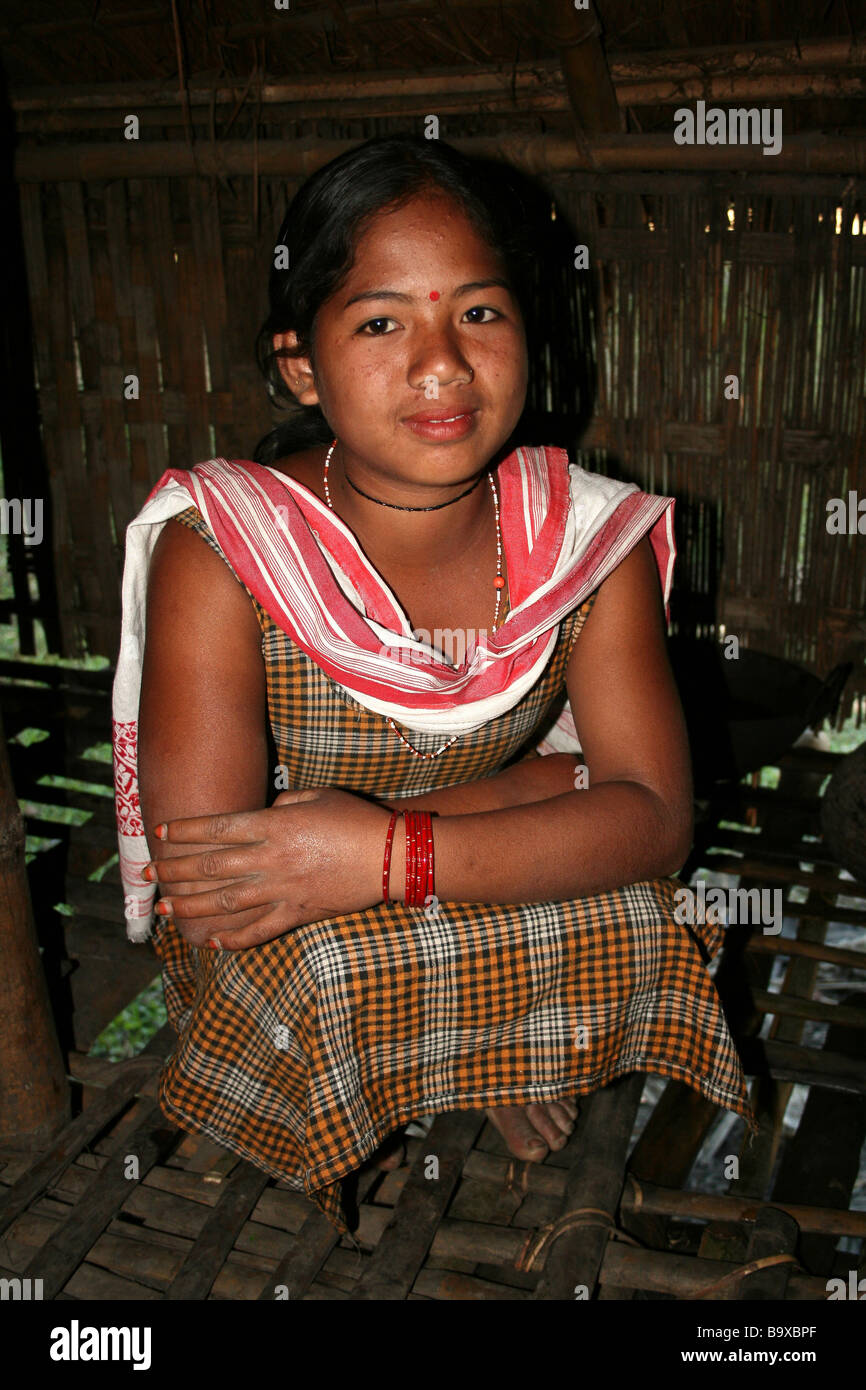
top-left (150, 505), bottom-right (754, 1235)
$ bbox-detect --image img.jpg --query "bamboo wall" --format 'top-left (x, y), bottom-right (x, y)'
top-left (16, 171), bottom-right (282, 658)
top-left (560, 179), bottom-right (866, 715)
top-left (12, 159), bottom-right (866, 723)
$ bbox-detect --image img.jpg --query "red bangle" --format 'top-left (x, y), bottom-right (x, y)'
top-left (400, 809), bottom-right (438, 907)
top-left (385, 810), bottom-right (439, 908)
top-left (424, 812), bottom-right (435, 905)
top-left (382, 811), bottom-right (399, 904)
top-left (415, 812), bottom-right (425, 904)
top-left (404, 811), bottom-right (416, 906)
top-left (422, 811), bottom-right (430, 906)
top-left (405, 810), bottom-right (417, 906)
top-left (413, 812), bottom-right (424, 905)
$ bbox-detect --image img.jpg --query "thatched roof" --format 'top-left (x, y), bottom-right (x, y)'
top-left (2, 2), bottom-right (864, 162)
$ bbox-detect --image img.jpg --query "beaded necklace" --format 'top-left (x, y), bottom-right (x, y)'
top-left (322, 438), bottom-right (504, 760)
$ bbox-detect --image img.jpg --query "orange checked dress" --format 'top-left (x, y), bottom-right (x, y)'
top-left (143, 500), bottom-right (755, 1236)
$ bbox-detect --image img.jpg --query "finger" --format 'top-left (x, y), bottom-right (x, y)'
top-left (170, 899), bottom-right (283, 949)
top-left (205, 908), bottom-right (295, 952)
top-left (156, 878), bottom-right (268, 920)
top-left (154, 811), bottom-right (264, 845)
top-left (273, 788), bottom-right (320, 807)
top-left (145, 848), bottom-right (256, 885)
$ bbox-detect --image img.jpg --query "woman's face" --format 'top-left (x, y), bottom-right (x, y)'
top-left (276, 189), bottom-right (529, 492)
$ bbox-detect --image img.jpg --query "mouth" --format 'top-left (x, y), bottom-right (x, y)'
top-left (403, 408), bottom-right (478, 424)
top-left (401, 409), bottom-right (479, 441)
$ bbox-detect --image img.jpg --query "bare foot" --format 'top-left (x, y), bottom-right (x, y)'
top-left (485, 1098), bottom-right (578, 1161)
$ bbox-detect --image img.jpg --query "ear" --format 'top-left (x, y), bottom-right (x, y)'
top-left (272, 330), bottom-right (320, 407)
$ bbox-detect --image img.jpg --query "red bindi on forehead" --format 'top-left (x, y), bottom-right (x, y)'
top-left (428, 290), bottom-right (440, 300)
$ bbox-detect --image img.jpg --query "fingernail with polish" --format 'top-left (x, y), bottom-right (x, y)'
top-left (205, 938), bottom-right (221, 949)
top-left (155, 899), bottom-right (172, 915)
top-left (154, 823), bottom-right (168, 840)
top-left (141, 864), bottom-right (155, 882)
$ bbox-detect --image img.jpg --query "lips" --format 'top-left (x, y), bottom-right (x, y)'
top-left (403, 408), bottom-right (478, 423)
top-left (402, 410), bottom-right (479, 442)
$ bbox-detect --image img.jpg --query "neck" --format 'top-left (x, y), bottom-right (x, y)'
top-left (344, 468), bottom-right (482, 513)
top-left (329, 447), bottom-right (493, 571)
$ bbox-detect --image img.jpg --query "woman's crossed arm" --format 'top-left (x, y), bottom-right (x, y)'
top-left (415, 537), bottom-right (693, 903)
top-left (141, 532), bottom-right (693, 948)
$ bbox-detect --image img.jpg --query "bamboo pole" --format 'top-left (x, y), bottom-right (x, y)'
top-left (13, 133), bottom-right (866, 183)
top-left (11, 72), bottom-right (866, 135)
top-left (598, 1242), bottom-right (827, 1300)
top-left (619, 72), bottom-right (866, 105)
top-left (548, 1), bottom-right (622, 137)
top-left (621, 1175), bottom-right (866, 1239)
top-left (748, 985), bottom-right (866, 1030)
top-left (0, 713), bottom-right (70, 1148)
top-left (7, 38), bottom-right (864, 109)
top-left (747, 932), bottom-right (866, 971)
top-left (611, 36), bottom-right (866, 82)
top-left (13, 89), bottom-right (566, 136)
top-left (8, 66), bottom-right (558, 113)
top-left (458, 1156), bottom-right (866, 1239)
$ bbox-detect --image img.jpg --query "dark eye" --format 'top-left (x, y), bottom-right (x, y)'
top-left (465, 306), bottom-right (500, 324)
top-left (358, 317), bottom-right (396, 336)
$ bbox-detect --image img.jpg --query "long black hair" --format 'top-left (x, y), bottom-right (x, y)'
top-left (251, 134), bottom-right (558, 466)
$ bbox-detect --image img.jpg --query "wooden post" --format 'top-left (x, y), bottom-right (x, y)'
top-left (547, 0), bottom-right (622, 138)
top-left (0, 711), bottom-right (70, 1147)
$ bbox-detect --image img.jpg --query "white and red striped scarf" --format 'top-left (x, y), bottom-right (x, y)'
top-left (113, 445), bottom-right (675, 939)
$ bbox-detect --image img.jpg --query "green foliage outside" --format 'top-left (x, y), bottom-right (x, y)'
top-left (89, 976), bottom-right (165, 1060)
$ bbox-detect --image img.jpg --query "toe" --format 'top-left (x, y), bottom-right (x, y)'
top-left (515, 1119), bottom-right (549, 1159)
top-left (525, 1102), bottom-right (570, 1150)
top-left (547, 1100), bottom-right (578, 1135)
top-left (525, 1100), bottom-right (578, 1145)
top-left (486, 1106), bottom-right (549, 1161)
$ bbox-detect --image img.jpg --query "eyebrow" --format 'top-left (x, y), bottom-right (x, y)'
top-left (342, 278), bottom-right (513, 309)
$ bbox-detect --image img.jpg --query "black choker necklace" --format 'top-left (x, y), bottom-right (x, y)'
top-left (343, 469), bottom-right (483, 511)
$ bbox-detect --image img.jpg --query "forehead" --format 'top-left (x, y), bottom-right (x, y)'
top-left (350, 191), bottom-right (500, 271)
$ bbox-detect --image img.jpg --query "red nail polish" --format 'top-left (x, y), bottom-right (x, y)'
top-left (154, 823), bottom-right (167, 840)
top-left (141, 865), bottom-right (155, 882)
top-left (155, 899), bottom-right (172, 915)
top-left (205, 938), bottom-right (221, 949)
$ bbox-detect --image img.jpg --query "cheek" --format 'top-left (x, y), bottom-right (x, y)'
top-left (352, 354), bottom-right (401, 406)
top-left (485, 331), bottom-right (528, 386)
top-left (316, 344), bottom-right (380, 410)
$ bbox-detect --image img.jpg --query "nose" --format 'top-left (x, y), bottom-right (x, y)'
top-left (409, 324), bottom-right (474, 390)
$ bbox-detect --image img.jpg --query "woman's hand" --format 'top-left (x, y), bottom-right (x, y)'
top-left (142, 787), bottom-right (391, 950)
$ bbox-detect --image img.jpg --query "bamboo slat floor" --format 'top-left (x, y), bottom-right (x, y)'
top-left (0, 1062), bottom-right (843, 1301)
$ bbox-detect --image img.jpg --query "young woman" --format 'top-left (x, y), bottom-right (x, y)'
top-left (113, 135), bottom-right (752, 1234)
